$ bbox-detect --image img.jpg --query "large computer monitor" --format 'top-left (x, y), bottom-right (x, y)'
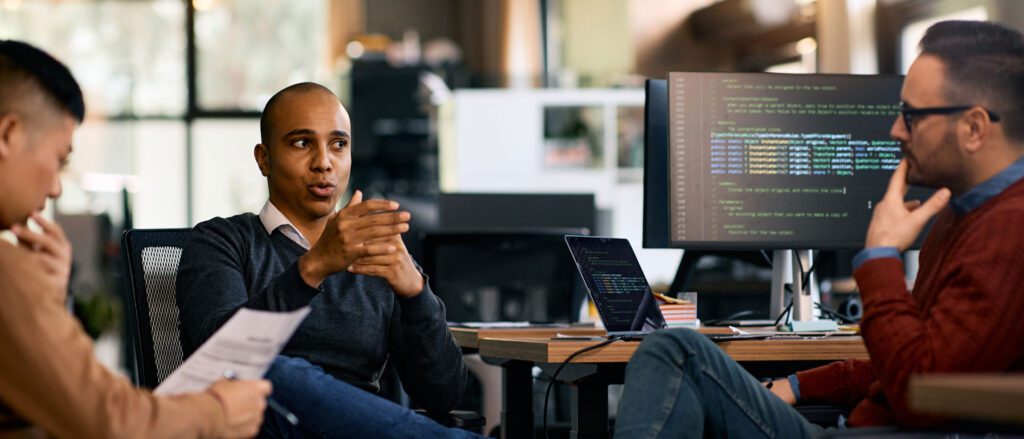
top-left (643, 79), bottom-right (671, 249)
top-left (644, 73), bottom-right (933, 323)
top-left (645, 72), bottom-right (932, 250)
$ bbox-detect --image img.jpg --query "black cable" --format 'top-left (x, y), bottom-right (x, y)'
top-left (543, 336), bottom-right (625, 439)
top-left (773, 298), bottom-right (794, 327)
top-left (772, 251), bottom-right (821, 326)
top-left (796, 253), bottom-right (818, 286)
top-left (759, 249), bottom-right (774, 267)
top-left (814, 302), bottom-right (858, 324)
top-left (704, 309), bottom-right (757, 326)
top-left (805, 256), bottom-right (819, 285)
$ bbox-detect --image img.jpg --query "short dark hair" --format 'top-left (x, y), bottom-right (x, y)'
top-left (0, 40), bottom-right (85, 123)
top-left (259, 82), bottom-right (337, 145)
top-left (919, 20), bottom-right (1024, 142)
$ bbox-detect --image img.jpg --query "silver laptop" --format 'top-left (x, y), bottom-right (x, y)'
top-left (565, 236), bottom-right (667, 338)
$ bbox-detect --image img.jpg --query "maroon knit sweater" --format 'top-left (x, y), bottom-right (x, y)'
top-left (796, 178), bottom-right (1024, 428)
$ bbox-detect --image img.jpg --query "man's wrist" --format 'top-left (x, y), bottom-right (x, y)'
top-left (204, 387), bottom-right (229, 425)
top-left (765, 378), bottom-right (796, 405)
top-left (852, 247), bottom-right (901, 270)
top-left (787, 374), bottom-right (801, 403)
top-left (298, 253), bottom-right (326, 287)
top-left (393, 273), bottom-right (425, 298)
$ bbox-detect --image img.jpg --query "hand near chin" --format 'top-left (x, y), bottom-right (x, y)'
top-left (864, 160), bottom-right (951, 252)
top-left (299, 190), bottom-right (413, 288)
top-left (2, 212), bottom-right (73, 294)
top-left (348, 234), bottom-right (425, 298)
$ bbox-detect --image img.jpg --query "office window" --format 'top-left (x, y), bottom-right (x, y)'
top-left (0, 0), bottom-right (187, 117)
top-left (128, 122), bottom-right (189, 228)
top-left (194, 0), bottom-right (333, 111)
top-left (58, 121), bottom-right (188, 228)
top-left (547, 0), bottom-right (635, 87)
top-left (190, 120), bottom-right (267, 224)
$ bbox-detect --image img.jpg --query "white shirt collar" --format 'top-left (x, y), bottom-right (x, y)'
top-left (258, 200), bottom-right (311, 250)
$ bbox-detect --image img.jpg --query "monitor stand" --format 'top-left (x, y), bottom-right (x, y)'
top-left (769, 250), bottom-right (824, 326)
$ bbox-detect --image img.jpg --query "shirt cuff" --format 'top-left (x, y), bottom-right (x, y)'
top-left (787, 374), bottom-right (802, 403)
top-left (852, 247), bottom-right (900, 270)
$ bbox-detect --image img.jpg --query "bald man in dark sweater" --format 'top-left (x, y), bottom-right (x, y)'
top-left (614, 20), bottom-right (1024, 438)
top-left (177, 83), bottom-right (478, 439)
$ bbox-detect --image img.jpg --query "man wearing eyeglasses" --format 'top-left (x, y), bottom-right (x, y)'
top-left (614, 20), bottom-right (1024, 438)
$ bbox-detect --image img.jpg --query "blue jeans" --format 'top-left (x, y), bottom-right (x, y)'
top-left (258, 355), bottom-right (482, 439)
top-left (614, 329), bottom-right (824, 439)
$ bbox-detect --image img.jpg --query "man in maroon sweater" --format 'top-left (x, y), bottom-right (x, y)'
top-left (615, 20), bottom-right (1024, 438)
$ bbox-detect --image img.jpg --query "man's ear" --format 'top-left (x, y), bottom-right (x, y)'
top-left (960, 107), bottom-right (990, 154)
top-left (254, 143), bottom-right (270, 177)
top-left (0, 113), bottom-right (22, 160)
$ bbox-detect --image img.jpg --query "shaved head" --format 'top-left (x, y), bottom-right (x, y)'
top-left (253, 82), bottom-right (352, 227)
top-left (260, 82), bottom-right (340, 146)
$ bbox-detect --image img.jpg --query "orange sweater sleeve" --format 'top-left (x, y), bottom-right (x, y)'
top-left (0, 245), bottom-right (225, 438)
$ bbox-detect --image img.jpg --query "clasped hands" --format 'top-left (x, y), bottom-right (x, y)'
top-left (299, 190), bottom-right (424, 298)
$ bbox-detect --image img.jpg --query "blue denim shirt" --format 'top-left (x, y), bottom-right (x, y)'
top-left (853, 156), bottom-right (1024, 270)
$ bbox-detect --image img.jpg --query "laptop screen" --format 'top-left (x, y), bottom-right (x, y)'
top-left (565, 236), bottom-right (666, 334)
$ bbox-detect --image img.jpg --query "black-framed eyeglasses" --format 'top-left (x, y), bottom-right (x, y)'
top-left (899, 101), bottom-right (1001, 133)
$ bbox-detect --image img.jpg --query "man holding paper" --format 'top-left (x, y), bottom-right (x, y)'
top-left (0, 40), bottom-right (271, 438)
top-left (177, 83), bottom-right (475, 438)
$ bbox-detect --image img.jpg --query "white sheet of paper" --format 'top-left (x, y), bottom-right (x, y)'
top-left (155, 307), bottom-right (310, 396)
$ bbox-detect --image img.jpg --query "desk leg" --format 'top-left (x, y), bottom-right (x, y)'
top-left (570, 377), bottom-right (609, 439)
top-left (501, 360), bottom-right (534, 439)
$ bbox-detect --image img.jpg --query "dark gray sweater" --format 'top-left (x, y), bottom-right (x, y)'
top-left (176, 213), bottom-right (467, 413)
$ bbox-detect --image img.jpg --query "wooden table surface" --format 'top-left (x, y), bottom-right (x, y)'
top-left (476, 334), bottom-right (868, 363)
top-left (451, 326), bottom-right (606, 349)
top-left (910, 374), bottom-right (1024, 426)
top-left (452, 326), bottom-right (868, 363)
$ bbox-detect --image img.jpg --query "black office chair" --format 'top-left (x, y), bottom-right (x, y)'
top-left (121, 228), bottom-right (485, 432)
top-left (121, 228), bottom-right (191, 388)
top-left (121, 227), bottom-right (192, 384)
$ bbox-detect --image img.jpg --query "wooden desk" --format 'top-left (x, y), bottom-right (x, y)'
top-left (455, 327), bottom-right (867, 439)
top-left (910, 374), bottom-right (1024, 426)
top-left (479, 335), bottom-right (869, 364)
top-left (451, 326), bottom-right (605, 350)
top-left (451, 325), bottom-right (734, 350)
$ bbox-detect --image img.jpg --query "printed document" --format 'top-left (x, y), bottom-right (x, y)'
top-left (155, 307), bottom-right (310, 395)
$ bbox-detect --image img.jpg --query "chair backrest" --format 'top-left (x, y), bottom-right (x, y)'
top-left (121, 228), bottom-right (190, 389)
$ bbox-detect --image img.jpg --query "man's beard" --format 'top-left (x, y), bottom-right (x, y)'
top-left (904, 129), bottom-right (959, 190)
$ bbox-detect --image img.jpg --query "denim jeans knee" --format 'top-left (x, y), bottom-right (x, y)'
top-left (643, 328), bottom-right (713, 357)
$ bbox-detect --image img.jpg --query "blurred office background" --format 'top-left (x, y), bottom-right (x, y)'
top-left (3, 0), bottom-right (1023, 435)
